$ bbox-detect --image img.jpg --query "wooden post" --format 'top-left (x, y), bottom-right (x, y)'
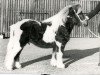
top-left (0, 0), bottom-right (4, 38)
top-left (98, 36), bottom-right (100, 66)
top-left (98, 47), bottom-right (100, 66)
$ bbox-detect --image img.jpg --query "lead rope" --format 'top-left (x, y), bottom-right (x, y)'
top-left (87, 27), bottom-right (100, 66)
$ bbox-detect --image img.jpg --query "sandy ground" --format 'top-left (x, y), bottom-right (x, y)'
top-left (0, 38), bottom-right (100, 75)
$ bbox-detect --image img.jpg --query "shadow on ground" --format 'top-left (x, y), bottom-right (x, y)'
top-left (63, 48), bottom-right (99, 68)
top-left (21, 48), bottom-right (99, 68)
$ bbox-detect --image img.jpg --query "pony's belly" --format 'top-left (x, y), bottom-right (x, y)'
top-left (30, 39), bottom-right (53, 48)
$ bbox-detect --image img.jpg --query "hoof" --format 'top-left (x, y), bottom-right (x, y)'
top-left (15, 62), bottom-right (22, 69)
top-left (57, 63), bottom-right (65, 69)
top-left (5, 60), bottom-right (14, 71)
top-left (5, 65), bottom-right (13, 71)
top-left (6, 68), bottom-right (13, 71)
top-left (50, 59), bottom-right (57, 66)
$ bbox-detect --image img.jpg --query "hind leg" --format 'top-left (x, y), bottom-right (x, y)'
top-left (14, 33), bottom-right (29, 69)
top-left (5, 42), bottom-right (22, 70)
top-left (4, 37), bottom-right (14, 70)
top-left (14, 50), bottom-right (22, 69)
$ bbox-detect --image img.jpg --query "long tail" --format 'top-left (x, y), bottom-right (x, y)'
top-left (10, 26), bottom-right (15, 38)
top-left (6, 25), bottom-right (15, 51)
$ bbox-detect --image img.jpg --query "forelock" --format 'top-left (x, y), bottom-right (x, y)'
top-left (71, 4), bottom-right (82, 13)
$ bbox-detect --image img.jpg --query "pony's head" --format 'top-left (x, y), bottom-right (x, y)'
top-left (42, 4), bottom-right (86, 27)
top-left (67, 4), bottom-right (86, 26)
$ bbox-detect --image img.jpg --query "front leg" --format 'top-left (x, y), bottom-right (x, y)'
top-left (55, 41), bottom-right (65, 68)
top-left (50, 43), bottom-right (57, 66)
top-left (50, 52), bottom-right (57, 66)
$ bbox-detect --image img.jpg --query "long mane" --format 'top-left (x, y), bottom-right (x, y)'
top-left (42, 5), bottom-right (73, 43)
top-left (42, 5), bottom-right (72, 25)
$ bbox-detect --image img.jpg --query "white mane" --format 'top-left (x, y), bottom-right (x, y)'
top-left (42, 5), bottom-right (72, 43)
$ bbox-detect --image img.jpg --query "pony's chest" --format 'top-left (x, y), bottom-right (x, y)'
top-left (42, 25), bottom-right (69, 43)
top-left (55, 26), bottom-right (70, 42)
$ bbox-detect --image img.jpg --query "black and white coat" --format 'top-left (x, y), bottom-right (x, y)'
top-left (5, 4), bottom-right (86, 70)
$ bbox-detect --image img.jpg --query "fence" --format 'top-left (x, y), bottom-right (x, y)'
top-left (0, 0), bottom-right (100, 38)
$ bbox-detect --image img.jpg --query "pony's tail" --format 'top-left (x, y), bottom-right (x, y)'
top-left (6, 25), bottom-right (15, 51)
top-left (10, 25), bottom-right (15, 38)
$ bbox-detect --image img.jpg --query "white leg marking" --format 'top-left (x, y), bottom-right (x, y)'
top-left (50, 52), bottom-right (57, 66)
top-left (56, 41), bottom-right (65, 68)
top-left (5, 43), bottom-right (22, 70)
top-left (5, 55), bottom-right (14, 71)
top-left (5, 29), bottom-right (15, 70)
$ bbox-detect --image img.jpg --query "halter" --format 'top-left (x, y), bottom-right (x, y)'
top-left (73, 9), bottom-right (84, 23)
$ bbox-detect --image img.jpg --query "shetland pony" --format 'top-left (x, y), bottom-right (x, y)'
top-left (5, 4), bottom-right (86, 70)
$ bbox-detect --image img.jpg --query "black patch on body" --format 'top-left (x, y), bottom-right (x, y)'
top-left (19, 16), bottom-right (75, 49)
top-left (20, 20), bottom-right (52, 48)
top-left (55, 17), bottom-right (74, 44)
top-left (55, 17), bottom-right (75, 53)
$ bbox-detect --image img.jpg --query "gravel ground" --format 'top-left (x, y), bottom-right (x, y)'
top-left (0, 38), bottom-right (100, 75)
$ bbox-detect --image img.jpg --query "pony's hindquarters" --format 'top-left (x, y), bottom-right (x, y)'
top-left (5, 25), bottom-right (23, 70)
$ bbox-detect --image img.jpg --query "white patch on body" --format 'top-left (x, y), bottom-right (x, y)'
top-left (42, 7), bottom-right (69, 43)
top-left (5, 19), bottom-right (31, 70)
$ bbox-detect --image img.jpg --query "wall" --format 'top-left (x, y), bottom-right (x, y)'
top-left (0, 0), bottom-right (100, 38)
